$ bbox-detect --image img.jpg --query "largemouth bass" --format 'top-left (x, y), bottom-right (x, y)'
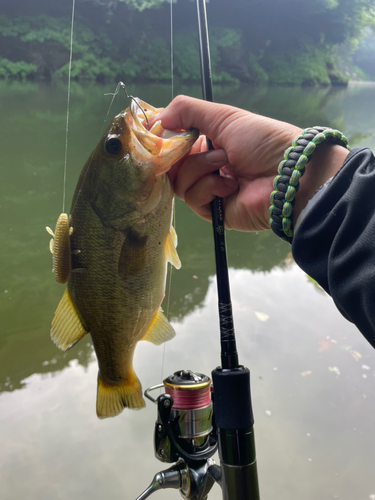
top-left (47, 98), bottom-right (198, 418)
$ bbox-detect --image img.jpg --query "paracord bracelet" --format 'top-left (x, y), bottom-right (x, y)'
top-left (268, 126), bottom-right (351, 243)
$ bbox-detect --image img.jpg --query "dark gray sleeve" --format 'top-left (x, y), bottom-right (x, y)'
top-left (292, 148), bottom-right (375, 348)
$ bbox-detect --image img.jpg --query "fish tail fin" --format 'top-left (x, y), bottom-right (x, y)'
top-left (96, 371), bottom-right (145, 419)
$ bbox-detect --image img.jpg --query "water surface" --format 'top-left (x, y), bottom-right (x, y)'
top-left (1, 80), bottom-right (375, 500)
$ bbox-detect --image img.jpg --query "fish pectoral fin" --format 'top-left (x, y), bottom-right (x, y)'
top-left (166, 226), bottom-right (181, 270)
top-left (96, 372), bottom-right (145, 419)
top-left (118, 231), bottom-right (148, 281)
top-left (51, 287), bottom-right (88, 351)
top-left (170, 225), bottom-right (178, 246)
top-left (142, 307), bottom-right (176, 345)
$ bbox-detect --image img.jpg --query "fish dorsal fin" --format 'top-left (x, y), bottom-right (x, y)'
top-left (166, 226), bottom-right (181, 270)
top-left (51, 287), bottom-right (88, 351)
top-left (142, 307), bottom-right (176, 345)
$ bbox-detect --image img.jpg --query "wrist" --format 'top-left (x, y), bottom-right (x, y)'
top-left (293, 144), bottom-right (349, 224)
top-left (268, 127), bottom-right (350, 242)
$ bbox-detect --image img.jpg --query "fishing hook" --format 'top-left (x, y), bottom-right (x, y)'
top-left (105, 81), bottom-right (150, 130)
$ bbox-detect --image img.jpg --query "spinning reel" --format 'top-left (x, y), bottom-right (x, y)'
top-left (135, 370), bottom-right (220, 500)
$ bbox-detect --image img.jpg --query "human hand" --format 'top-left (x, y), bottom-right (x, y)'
top-left (153, 95), bottom-right (301, 232)
top-left (154, 96), bottom-right (349, 233)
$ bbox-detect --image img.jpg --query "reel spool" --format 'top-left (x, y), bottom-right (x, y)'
top-left (145, 370), bottom-right (217, 464)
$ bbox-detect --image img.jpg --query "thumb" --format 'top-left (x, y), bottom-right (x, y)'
top-left (157, 95), bottom-right (234, 139)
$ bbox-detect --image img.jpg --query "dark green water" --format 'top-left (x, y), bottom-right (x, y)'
top-left (1, 80), bottom-right (375, 500)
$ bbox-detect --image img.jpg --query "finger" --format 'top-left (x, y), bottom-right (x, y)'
top-left (167, 135), bottom-right (207, 186)
top-left (173, 149), bottom-right (228, 200)
top-left (184, 174), bottom-right (238, 222)
top-left (156, 95), bottom-right (238, 140)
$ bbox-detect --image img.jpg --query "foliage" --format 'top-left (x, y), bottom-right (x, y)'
top-left (1, 15), bottom-right (80, 46)
top-left (173, 35), bottom-right (201, 82)
top-left (248, 53), bottom-right (269, 84)
top-left (1, 0), bottom-right (373, 85)
top-left (0, 58), bottom-right (37, 80)
top-left (117, 32), bottom-right (238, 83)
top-left (211, 0), bottom-right (375, 49)
top-left (119, 0), bottom-right (168, 11)
top-left (209, 28), bottom-right (242, 83)
top-left (211, 27), bottom-right (242, 49)
top-left (353, 29), bottom-right (375, 78)
top-left (261, 45), bottom-right (341, 86)
top-left (173, 31), bottom-right (239, 84)
top-left (0, 15), bottom-right (124, 81)
top-left (126, 35), bottom-right (171, 81)
top-left (91, 0), bottom-right (168, 11)
top-left (0, 14), bottom-right (115, 58)
top-left (56, 55), bottom-right (118, 81)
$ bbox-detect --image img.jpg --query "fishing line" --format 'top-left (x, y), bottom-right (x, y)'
top-left (160, 202), bottom-right (176, 383)
top-left (102, 81), bottom-right (123, 131)
top-left (166, 0), bottom-right (176, 326)
top-left (161, 0), bottom-right (176, 381)
top-left (170, 0), bottom-right (174, 100)
top-left (165, 193), bottom-right (177, 322)
top-left (160, 265), bottom-right (172, 384)
top-left (62, 0), bottom-right (76, 213)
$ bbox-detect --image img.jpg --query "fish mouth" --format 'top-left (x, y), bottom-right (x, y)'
top-left (126, 98), bottom-right (199, 175)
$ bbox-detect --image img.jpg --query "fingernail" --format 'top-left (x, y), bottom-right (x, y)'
top-left (205, 149), bottom-right (227, 164)
top-left (223, 177), bottom-right (238, 189)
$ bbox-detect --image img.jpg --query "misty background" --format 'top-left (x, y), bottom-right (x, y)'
top-left (1, 0), bottom-right (375, 86)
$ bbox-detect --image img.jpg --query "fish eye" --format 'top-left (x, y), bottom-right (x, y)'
top-left (105, 138), bottom-right (122, 156)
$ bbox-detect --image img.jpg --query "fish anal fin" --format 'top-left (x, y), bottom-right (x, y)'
top-left (96, 371), bottom-right (145, 419)
top-left (51, 287), bottom-right (88, 351)
top-left (166, 226), bottom-right (181, 270)
top-left (118, 231), bottom-right (148, 280)
top-left (142, 307), bottom-right (176, 345)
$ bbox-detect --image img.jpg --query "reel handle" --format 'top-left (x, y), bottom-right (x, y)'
top-left (134, 460), bottom-right (186, 500)
top-left (134, 458), bottom-right (218, 500)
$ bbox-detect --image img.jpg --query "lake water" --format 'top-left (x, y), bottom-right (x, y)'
top-left (1, 80), bottom-right (375, 500)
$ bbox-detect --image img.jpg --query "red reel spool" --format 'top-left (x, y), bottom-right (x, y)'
top-left (163, 370), bottom-right (211, 410)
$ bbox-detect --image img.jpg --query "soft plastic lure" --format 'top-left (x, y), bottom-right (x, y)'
top-left (46, 213), bottom-right (73, 284)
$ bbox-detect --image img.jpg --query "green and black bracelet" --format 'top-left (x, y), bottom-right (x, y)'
top-left (268, 126), bottom-right (351, 243)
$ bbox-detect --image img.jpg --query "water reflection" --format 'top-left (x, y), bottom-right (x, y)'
top-left (1, 267), bottom-right (375, 500)
top-left (1, 81), bottom-right (375, 500)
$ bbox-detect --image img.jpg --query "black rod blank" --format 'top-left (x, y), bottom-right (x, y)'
top-left (195, 4), bottom-right (261, 498)
top-left (195, 0), bottom-right (238, 370)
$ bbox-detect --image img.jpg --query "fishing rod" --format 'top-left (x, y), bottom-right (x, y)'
top-left (135, 1), bottom-right (260, 499)
top-left (196, 0), bottom-right (260, 498)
